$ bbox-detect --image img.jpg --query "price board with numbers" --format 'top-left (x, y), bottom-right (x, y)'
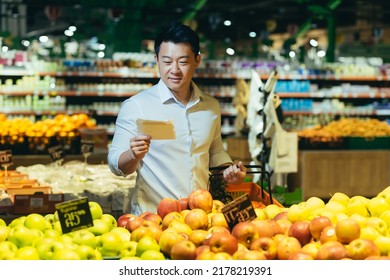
top-left (0, 150), bottom-right (13, 166)
top-left (48, 145), bottom-right (65, 162)
top-left (55, 197), bottom-right (93, 234)
top-left (81, 140), bottom-right (94, 154)
top-left (221, 193), bottom-right (256, 230)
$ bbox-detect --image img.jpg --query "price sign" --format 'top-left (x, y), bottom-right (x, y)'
top-left (0, 150), bottom-right (13, 165)
top-left (222, 194), bottom-right (256, 230)
top-left (55, 197), bottom-right (93, 234)
top-left (48, 145), bottom-right (65, 162)
top-left (81, 140), bottom-right (94, 154)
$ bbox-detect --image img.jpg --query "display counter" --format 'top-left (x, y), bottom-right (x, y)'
top-left (289, 150), bottom-right (390, 200)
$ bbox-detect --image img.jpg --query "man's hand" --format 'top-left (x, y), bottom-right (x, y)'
top-left (130, 135), bottom-right (151, 160)
top-left (223, 161), bottom-right (247, 184)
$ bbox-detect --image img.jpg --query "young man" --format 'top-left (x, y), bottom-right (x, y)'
top-left (108, 23), bottom-right (246, 215)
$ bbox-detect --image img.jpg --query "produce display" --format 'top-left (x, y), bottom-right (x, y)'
top-left (0, 113), bottom-right (96, 154)
top-left (298, 118), bottom-right (390, 139)
top-left (1, 186), bottom-right (390, 260)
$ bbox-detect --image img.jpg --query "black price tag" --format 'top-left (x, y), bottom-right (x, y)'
top-left (55, 197), bottom-right (93, 234)
top-left (48, 145), bottom-right (65, 162)
top-left (222, 193), bottom-right (256, 230)
top-left (0, 150), bottom-right (13, 165)
top-left (81, 140), bottom-right (94, 154)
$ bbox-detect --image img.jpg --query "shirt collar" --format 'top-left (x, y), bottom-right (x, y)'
top-left (157, 79), bottom-right (203, 105)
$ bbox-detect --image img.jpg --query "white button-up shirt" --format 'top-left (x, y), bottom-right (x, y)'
top-left (108, 79), bottom-right (232, 215)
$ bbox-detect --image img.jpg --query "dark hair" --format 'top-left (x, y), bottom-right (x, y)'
top-left (154, 22), bottom-right (200, 57)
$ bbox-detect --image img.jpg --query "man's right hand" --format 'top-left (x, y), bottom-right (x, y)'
top-left (130, 135), bottom-right (151, 160)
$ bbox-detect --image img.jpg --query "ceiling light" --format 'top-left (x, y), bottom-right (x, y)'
top-left (249, 32), bottom-right (257, 38)
top-left (64, 30), bottom-right (74, 37)
top-left (317, 50), bottom-right (326, 57)
top-left (289, 51), bottom-right (296, 58)
top-left (68, 25), bottom-right (77, 32)
top-left (226, 48), bottom-right (235, 55)
top-left (309, 39), bottom-right (318, 47)
top-left (39, 36), bottom-right (49, 43)
top-left (224, 20), bottom-right (231, 26)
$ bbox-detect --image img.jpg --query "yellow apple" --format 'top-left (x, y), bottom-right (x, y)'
top-left (264, 204), bottom-right (283, 220)
top-left (168, 220), bottom-right (193, 236)
top-left (254, 208), bottom-right (268, 220)
top-left (379, 210), bottom-right (390, 229)
top-left (360, 226), bottom-right (380, 241)
top-left (304, 196), bottom-right (325, 211)
top-left (346, 198), bottom-right (369, 217)
top-left (374, 235), bottom-right (390, 255)
top-left (287, 204), bottom-right (309, 222)
top-left (367, 197), bottom-right (390, 217)
top-left (325, 201), bottom-right (346, 214)
top-left (365, 216), bottom-right (388, 236)
top-left (329, 192), bottom-right (350, 207)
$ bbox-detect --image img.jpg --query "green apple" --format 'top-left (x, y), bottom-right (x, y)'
top-left (76, 244), bottom-right (103, 260)
top-left (101, 213), bottom-right (117, 230)
top-left (14, 246), bottom-right (40, 260)
top-left (136, 235), bottom-right (160, 257)
top-left (120, 256), bottom-right (141, 260)
top-left (120, 240), bottom-right (138, 258)
top-left (72, 229), bottom-right (98, 247)
top-left (24, 213), bottom-right (48, 232)
top-left (140, 249), bottom-right (165, 260)
top-left (89, 201), bottom-right (103, 220)
top-left (0, 218), bottom-right (6, 227)
top-left (110, 227), bottom-right (131, 243)
top-left (0, 241), bottom-right (18, 260)
top-left (52, 247), bottom-right (81, 260)
top-left (44, 213), bottom-right (55, 228)
top-left (53, 220), bottom-right (63, 234)
top-left (35, 237), bottom-right (66, 260)
top-left (7, 225), bottom-right (36, 248)
top-left (96, 231), bottom-right (124, 257)
top-left (44, 228), bottom-right (61, 239)
top-left (88, 219), bottom-right (111, 236)
top-left (0, 225), bottom-right (9, 242)
top-left (8, 216), bottom-right (26, 228)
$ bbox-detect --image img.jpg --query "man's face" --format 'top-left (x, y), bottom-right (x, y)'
top-left (155, 41), bottom-right (200, 96)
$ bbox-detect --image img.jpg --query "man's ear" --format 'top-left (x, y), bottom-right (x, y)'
top-left (195, 53), bottom-right (201, 68)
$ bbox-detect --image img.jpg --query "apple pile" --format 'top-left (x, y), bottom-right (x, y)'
top-left (2, 186), bottom-right (390, 260)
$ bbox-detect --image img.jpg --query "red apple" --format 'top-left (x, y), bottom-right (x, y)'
top-left (125, 216), bottom-right (144, 232)
top-left (142, 213), bottom-right (163, 228)
top-left (250, 237), bottom-right (278, 260)
top-left (196, 245), bottom-right (211, 257)
top-left (251, 219), bottom-right (274, 238)
top-left (188, 189), bottom-right (213, 213)
top-left (157, 198), bottom-right (181, 220)
top-left (347, 238), bottom-right (380, 260)
top-left (273, 211), bottom-right (288, 221)
top-left (288, 252), bottom-right (314, 260)
top-left (208, 231), bottom-right (238, 255)
top-left (288, 221), bottom-right (312, 246)
top-left (189, 229), bottom-right (209, 247)
top-left (267, 219), bottom-right (284, 236)
top-left (309, 216), bottom-right (332, 240)
top-left (316, 241), bottom-right (348, 260)
top-left (117, 214), bottom-right (134, 228)
top-left (276, 236), bottom-right (302, 260)
top-left (234, 249), bottom-right (267, 260)
top-left (161, 211), bottom-right (184, 229)
top-left (178, 197), bottom-right (189, 211)
top-left (170, 240), bottom-right (197, 260)
top-left (335, 218), bottom-right (360, 244)
top-left (319, 225), bottom-right (338, 244)
top-left (184, 208), bottom-right (209, 230)
top-left (231, 221), bottom-right (259, 248)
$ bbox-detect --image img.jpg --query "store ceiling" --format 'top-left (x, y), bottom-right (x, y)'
top-left (3, 0), bottom-right (390, 48)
